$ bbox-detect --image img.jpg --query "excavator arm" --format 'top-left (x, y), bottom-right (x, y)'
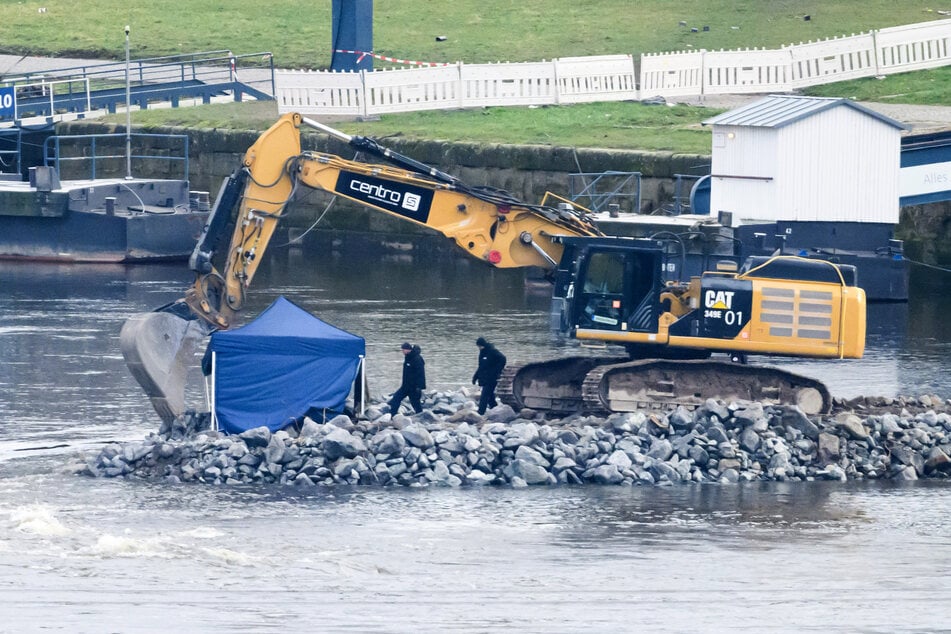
top-left (121, 113), bottom-right (601, 422)
top-left (185, 113), bottom-right (600, 329)
top-left (120, 113), bottom-right (866, 424)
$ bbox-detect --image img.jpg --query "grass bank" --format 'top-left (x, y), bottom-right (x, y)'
top-left (0, 1), bottom-right (942, 68)
top-left (805, 67), bottom-right (951, 105)
top-left (17, 0), bottom-right (947, 151)
top-left (121, 101), bottom-right (722, 155)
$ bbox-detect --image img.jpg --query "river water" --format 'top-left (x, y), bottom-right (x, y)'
top-left (2, 241), bottom-right (950, 632)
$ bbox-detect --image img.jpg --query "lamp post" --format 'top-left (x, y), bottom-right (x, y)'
top-left (125, 25), bottom-right (132, 179)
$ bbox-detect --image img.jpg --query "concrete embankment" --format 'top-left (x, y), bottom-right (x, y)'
top-left (55, 119), bottom-right (711, 229)
top-left (55, 119), bottom-right (951, 267)
top-left (74, 389), bottom-right (951, 487)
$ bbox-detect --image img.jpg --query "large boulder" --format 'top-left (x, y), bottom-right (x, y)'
top-left (322, 427), bottom-right (366, 460)
top-left (401, 423), bottom-right (435, 449)
top-left (239, 426), bottom-right (271, 448)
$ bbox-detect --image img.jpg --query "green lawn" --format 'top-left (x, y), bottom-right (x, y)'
top-left (121, 100), bottom-right (721, 155)
top-left (804, 67), bottom-right (951, 105)
top-left (0, 0), bottom-right (942, 68)
top-left (10, 0), bottom-right (949, 151)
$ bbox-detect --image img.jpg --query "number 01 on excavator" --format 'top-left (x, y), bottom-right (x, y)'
top-left (120, 113), bottom-right (865, 424)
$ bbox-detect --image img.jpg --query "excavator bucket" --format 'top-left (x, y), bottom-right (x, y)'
top-left (120, 311), bottom-right (207, 424)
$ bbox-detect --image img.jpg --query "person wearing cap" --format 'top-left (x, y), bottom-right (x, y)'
top-left (388, 342), bottom-right (426, 414)
top-left (472, 337), bottom-right (506, 415)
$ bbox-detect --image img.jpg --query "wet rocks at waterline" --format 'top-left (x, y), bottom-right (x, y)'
top-left (74, 388), bottom-right (951, 487)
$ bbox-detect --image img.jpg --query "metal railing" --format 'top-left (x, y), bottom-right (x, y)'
top-left (2, 77), bottom-right (91, 121)
top-left (671, 174), bottom-right (704, 214)
top-left (11, 50), bottom-right (272, 93)
top-left (0, 129), bottom-right (22, 175)
top-left (569, 171), bottom-right (642, 214)
top-left (43, 132), bottom-right (189, 180)
top-left (2, 50), bottom-right (274, 121)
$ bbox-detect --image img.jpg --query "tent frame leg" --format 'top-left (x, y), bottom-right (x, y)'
top-left (359, 355), bottom-right (366, 417)
top-left (209, 351), bottom-right (218, 431)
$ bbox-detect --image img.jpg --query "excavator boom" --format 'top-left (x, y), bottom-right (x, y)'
top-left (121, 113), bottom-right (601, 423)
top-left (120, 113), bottom-right (866, 424)
top-left (184, 113), bottom-right (600, 330)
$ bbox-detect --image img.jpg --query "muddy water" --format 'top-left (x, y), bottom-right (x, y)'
top-left (1, 244), bottom-right (949, 632)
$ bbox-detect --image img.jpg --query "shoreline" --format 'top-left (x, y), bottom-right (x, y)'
top-left (72, 388), bottom-right (951, 488)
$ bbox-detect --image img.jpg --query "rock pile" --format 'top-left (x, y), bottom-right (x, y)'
top-left (75, 388), bottom-right (951, 487)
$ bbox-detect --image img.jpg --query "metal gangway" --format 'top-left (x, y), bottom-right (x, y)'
top-left (0, 50), bottom-right (275, 127)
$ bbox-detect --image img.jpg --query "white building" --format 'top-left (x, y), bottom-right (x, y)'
top-left (703, 95), bottom-right (908, 227)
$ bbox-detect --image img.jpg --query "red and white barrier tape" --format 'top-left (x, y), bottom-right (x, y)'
top-left (334, 49), bottom-right (449, 67)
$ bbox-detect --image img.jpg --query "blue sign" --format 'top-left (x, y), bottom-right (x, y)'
top-left (0, 86), bottom-right (14, 118)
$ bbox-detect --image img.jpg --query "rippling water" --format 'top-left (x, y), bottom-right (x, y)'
top-left (1, 242), bottom-right (950, 632)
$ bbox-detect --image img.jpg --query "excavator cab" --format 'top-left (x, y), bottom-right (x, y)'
top-left (576, 247), bottom-right (663, 333)
top-left (550, 236), bottom-right (666, 338)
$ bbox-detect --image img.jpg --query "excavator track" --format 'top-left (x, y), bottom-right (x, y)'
top-left (581, 359), bottom-right (831, 415)
top-left (499, 357), bottom-right (831, 416)
top-left (497, 356), bottom-right (627, 414)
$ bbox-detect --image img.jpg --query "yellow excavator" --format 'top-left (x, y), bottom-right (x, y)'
top-left (120, 113), bottom-right (866, 424)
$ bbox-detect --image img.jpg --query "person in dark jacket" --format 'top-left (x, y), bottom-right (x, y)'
top-left (388, 342), bottom-right (426, 414)
top-left (472, 337), bottom-right (506, 415)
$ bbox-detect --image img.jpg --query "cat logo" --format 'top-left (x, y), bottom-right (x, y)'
top-left (701, 282), bottom-right (751, 335)
top-left (704, 290), bottom-right (734, 310)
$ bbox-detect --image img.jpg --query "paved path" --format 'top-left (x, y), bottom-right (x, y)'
top-left (675, 94), bottom-right (951, 135)
top-left (0, 54), bottom-right (103, 75)
top-left (4, 54), bottom-right (951, 134)
top-left (846, 102), bottom-right (951, 135)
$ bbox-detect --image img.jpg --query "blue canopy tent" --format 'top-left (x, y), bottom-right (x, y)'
top-left (207, 296), bottom-right (366, 434)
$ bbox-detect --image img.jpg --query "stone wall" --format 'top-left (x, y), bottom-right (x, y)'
top-left (898, 201), bottom-right (951, 266)
top-left (55, 121), bottom-right (951, 266)
top-left (55, 121), bottom-right (710, 235)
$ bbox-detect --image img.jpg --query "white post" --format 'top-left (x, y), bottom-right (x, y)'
top-left (871, 29), bottom-right (881, 77)
top-left (210, 351), bottom-right (218, 431)
top-left (124, 25), bottom-right (132, 180)
top-left (359, 69), bottom-right (368, 119)
top-left (359, 355), bottom-right (366, 416)
top-left (700, 49), bottom-right (707, 97)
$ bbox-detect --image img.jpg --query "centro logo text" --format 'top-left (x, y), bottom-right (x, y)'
top-left (349, 179), bottom-right (423, 212)
top-left (351, 179), bottom-right (401, 204)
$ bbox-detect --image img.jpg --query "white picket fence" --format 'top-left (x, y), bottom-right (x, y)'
top-left (276, 18), bottom-right (951, 116)
top-left (276, 55), bottom-right (638, 117)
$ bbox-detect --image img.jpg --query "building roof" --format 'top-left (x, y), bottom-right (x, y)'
top-left (702, 95), bottom-right (910, 130)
